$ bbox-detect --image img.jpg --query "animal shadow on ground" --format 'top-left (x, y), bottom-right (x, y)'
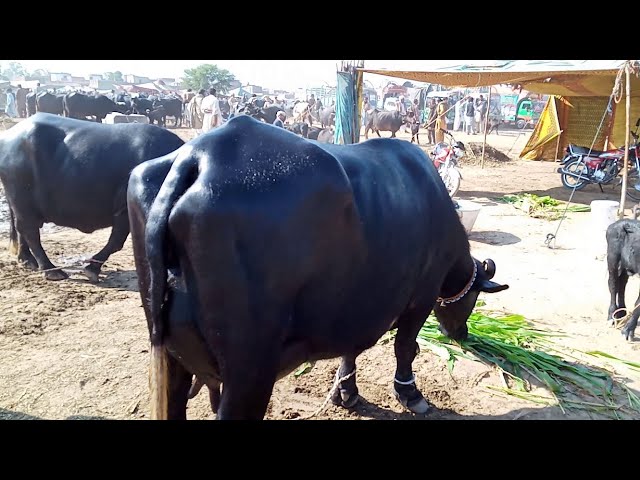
top-left (323, 398), bottom-right (576, 420)
top-left (457, 194), bottom-right (500, 207)
top-left (469, 230), bottom-right (521, 246)
top-left (0, 408), bottom-right (107, 420)
top-left (67, 269), bottom-right (139, 292)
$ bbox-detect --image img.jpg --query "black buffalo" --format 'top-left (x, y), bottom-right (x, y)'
top-left (147, 106), bottom-right (167, 127)
top-left (0, 113), bottom-right (185, 282)
top-left (154, 97), bottom-right (183, 128)
top-left (131, 97), bottom-right (154, 116)
top-left (240, 104), bottom-right (282, 125)
top-left (286, 122), bottom-right (309, 138)
top-left (307, 126), bottom-right (322, 140)
top-left (26, 93), bottom-right (37, 117)
top-left (63, 92), bottom-right (127, 122)
top-left (606, 218), bottom-right (640, 341)
top-left (365, 109), bottom-right (406, 139)
top-left (127, 115), bottom-right (509, 420)
top-left (36, 92), bottom-right (64, 115)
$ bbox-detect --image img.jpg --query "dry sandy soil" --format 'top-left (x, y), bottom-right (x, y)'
top-left (1, 120), bottom-right (639, 421)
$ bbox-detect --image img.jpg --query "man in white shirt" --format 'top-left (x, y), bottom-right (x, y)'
top-left (201, 88), bottom-right (222, 133)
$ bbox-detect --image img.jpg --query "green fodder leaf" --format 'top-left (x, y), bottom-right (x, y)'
top-left (585, 350), bottom-right (640, 372)
top-left (294, 361), bottom-right (315, 377)
top-left (447, 357), bottom-right (455, 374)
top-left (418, 305), bottom-right (640, 417)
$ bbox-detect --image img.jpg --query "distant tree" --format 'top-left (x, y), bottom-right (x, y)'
top-left (182, 64), bottom-right (236, 93)
top-left (105, 71), bottom-right (124, 82)
top-left (1, 62), bottom-right (27, 80)
top-left (32, 68), bottom-right (49, 77)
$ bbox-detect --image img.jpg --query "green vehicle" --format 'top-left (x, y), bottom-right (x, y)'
top-left (500, 95), bottom-right (542, 129)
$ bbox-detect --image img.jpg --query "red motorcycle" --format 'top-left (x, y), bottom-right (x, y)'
top-left (558, 118), bottom-right (640, 200)
top-left (432, 130), bottom-right (465, 197)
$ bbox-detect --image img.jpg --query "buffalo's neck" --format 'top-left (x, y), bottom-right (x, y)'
top-left (439, 255), bottom-right (475, 299)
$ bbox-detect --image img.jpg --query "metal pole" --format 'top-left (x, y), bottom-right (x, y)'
top-left (619, 62), bottom-right (631, 219)
top-left (481, 87), bottom-right (492, 169)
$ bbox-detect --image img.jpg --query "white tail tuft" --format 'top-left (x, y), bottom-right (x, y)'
top-left (149, 344), bottom-right (169, 420)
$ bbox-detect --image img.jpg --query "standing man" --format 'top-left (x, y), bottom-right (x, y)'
top-left (273, 111), bottom-right (286, 128)
top-left (435, 97), bottom-right (448, 143)
top-left (15, 84), bottom-right (28, 118)
top-left (201, 88), bottom-right (222, 134)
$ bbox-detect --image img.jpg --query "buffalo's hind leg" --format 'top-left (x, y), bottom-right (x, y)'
top-left (330, 355), bottom-right (359, 408)
top-left (10, 207), bottom-right (38, 270)
top-left (621, 288), bottom-right (640, 342)
top-left (607, 256), bottom-right (628, 326)
top-left (393, 309), bottom-right (431, 414)
top-left (84, 212), bottom-right (130, 283)
top-left (17, 222), bottom-right (67, 281)
top-left (165, 353), bottom-right (193, 420)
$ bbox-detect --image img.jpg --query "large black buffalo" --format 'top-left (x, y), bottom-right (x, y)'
top-left (155, 97), bottom-right (183, 127)
top-left (63, 92), bottom-right (127, 122)
top-left (127, 115), bottom-right (509, 420)
top-left (36, 92), bottom-right (64, 115)
top-left (365, 109), bottom-right (406, 139)
top-left (0, 113), bottom-right (185, 282)
top-left (131, 97), bottom-right (183, 127)
top-left (239, 104), bottom-right (282, 124)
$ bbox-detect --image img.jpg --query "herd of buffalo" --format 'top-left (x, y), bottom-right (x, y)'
top-left (0, 86), bottom-right (516, 420)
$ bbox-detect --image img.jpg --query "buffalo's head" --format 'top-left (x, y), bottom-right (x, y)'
top-left (433, 258), bottom-right (509, 341)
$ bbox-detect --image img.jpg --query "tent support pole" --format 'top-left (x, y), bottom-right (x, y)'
top-left (619, 62), bottom-right (631, 219)
top-left (481, 88), bottom-right (491, 169)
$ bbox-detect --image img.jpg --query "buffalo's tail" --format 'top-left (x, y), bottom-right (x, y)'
top-left (144, 154), bottom-right (198, 420)
top-left (8, 205), bottom-right (18, 255)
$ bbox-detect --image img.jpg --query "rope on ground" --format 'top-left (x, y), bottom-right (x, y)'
top-left (545, 62), bottom-right (629, 249)
top-left (292, 368), bottom-right (356, 420)
top-left (1, 257), bottom-right (103, 280)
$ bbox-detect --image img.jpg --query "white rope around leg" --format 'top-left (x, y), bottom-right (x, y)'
top-left (293, 367), bottom-right (356, 420)
top-left (610, 302), bottom-right (640, 329)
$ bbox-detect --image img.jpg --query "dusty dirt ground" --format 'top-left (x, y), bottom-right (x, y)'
top-left (1, 120), bottom-right (639, 421)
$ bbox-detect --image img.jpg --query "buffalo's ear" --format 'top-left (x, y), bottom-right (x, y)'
top-left (479, 278), bottom-right (509, 293)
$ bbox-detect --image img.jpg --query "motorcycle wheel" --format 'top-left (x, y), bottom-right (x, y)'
top-left (440, 166), bottom-right (461, 197)
top-left (560, 159), bottom-right (588, 191)
top-left (626, 168), bottom-right (640, 201)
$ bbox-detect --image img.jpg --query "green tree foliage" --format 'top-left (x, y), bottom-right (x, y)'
top-left (105, 71), bottom-right (124, 82)
top-left (1, 62), bottom-right (27, 80)
top-left (182, 64), bottom-right (236, 93)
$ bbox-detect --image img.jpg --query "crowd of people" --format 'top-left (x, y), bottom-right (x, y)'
top-left (4, 83), bottom-right (40, 119)
top-left (360, 92), bottom-right (494, 145)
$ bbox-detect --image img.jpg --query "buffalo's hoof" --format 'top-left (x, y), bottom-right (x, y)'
top-left (83, 265), bottom-right (100, 284)
top-left (45, 269), bottom-right (69, 281)
top-left (621, 327), bottom-right (635, 342)
top-left (331, 388), bottom-right (360, 409)
top-left (393, 383), bottom-right (431, 415)
top-left (19, 257), bottom-right (39, 271)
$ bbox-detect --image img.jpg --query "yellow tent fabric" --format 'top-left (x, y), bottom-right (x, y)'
top-left (520, 97), bottom-right (561, 160)
top-left (358, 61), bottom-right (640, 160)
top-left (359, 62), bottom-right (640, 98)
top-left (520, 96), bottom-right (614, 161)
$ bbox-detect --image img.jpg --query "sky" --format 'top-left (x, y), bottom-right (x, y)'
top-left (4, 60), bottom-right (495, 91)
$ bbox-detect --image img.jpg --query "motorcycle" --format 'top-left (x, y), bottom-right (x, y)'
top-left (557, 118), bottom-right (640, 201)
top-left (431, 130), bottom-right (465, 197)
